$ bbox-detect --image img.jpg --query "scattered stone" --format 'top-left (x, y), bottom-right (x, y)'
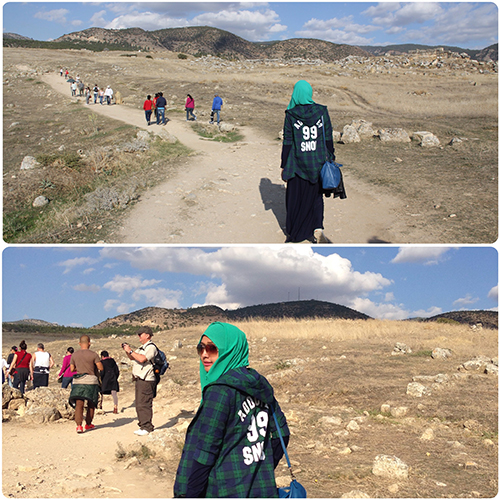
top-left (341, 490), bottom-right (370, 498)
top-left (20, 155), bottom-right (40, 170)
top-left (346, 420), bottom-right (360, 432)
top-left (380, 404), bottom-right (391, 413)
top-left (319, 416), bottom-right (343, 426)
top-left (390, 407), bottom-right (409, 418)
top-left (388, 484), bottom-right (400, 494)
top-left (406, 382), bottom-right (429, 397)
top-left (378, 128), bottom-right (411, 143)
top-left (420, 428), bottom-right (435, 441)
top-left (392, 342), bottom-right (412, 355)
top-left (431, 348), bottom-right (452, 359)
top-left (33, 196), bottom-right (50, 208)
top-left (156, 128), bottom-right (177, 143)
top-left (372, 455), bottom-right (409, 479)
top-left (219, 123), bottom-right (235, 132)
top-left (412, 131), bottom-right (440, 147)
top-left (340, 125), bottom-right (361, 144)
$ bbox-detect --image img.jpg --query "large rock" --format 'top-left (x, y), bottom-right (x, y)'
top-left (2, 385), bottom-right (23, 409)
top-left (341, 125), bottom-right (361, 144)
top-left (33, 196), bottom-right (50, 208)
top-left (406, 382), bottom-right (429, 397)
top-left (24, 386), bottom-right (74, 420)
top-left (432, 348), bottom-right (452, 359)
top-left (378, 128), bottom-right (411, 143)
top-left (413, 131), bottom-right (440, 147)
top-left (20, 155), bottom-right (40, 170)
top-left (372, 455), bottom-right (409, 479)
top-left (219, 123), bottom-right (235, 133)
top-left (352, 119), bottom-right (376, 137)
top-left (156, 128), bottom-right (177, 143)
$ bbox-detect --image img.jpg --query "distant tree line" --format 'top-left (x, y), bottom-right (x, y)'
top-left (3, 38), bottom-right (140, 52)
top-left (2, 322), bottom-right (141, 337)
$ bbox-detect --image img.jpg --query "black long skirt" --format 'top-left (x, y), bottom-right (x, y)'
top-left (285, 175), bottom-right (324, 242)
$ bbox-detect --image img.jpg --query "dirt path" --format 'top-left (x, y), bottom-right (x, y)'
top-left (43, 73), bottom-right (401, 244)
top-left (2, 390), bottom-right (188, 498)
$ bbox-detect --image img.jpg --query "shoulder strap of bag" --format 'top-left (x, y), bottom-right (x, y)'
top-left (272, 410), bottom-right (296, 480)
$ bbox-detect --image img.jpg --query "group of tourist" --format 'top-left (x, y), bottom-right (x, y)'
top-left (62, 69), bottom-right (114, 105)
top-left (3, 340), bottom-right (120, 417)
top-left (142, 92), bottom-right (223, 126)
top-left (4, 321), bottom-right (290, 496)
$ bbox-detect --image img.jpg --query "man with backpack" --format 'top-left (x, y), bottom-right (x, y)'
top-left (122, 326), bottom-right (158, 436)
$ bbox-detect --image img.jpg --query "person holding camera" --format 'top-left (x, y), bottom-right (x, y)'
top-left (121, 326), bottom-right (158, 436)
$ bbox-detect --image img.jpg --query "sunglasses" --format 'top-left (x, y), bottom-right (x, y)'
top-left (197, 342), bottom-right (218, 356)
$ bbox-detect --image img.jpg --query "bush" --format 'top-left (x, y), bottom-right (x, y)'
top-left (177, 53), bottom-right (188, 59)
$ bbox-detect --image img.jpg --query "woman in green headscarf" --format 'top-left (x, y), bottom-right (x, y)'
top-left (281, 80), bottom-right (346, 243)
top-left (174, 322), bottom-right (289, 498)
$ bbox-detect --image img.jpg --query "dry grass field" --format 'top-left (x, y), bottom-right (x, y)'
top-left (2, 319), bottom-right (497, 498)
top-left (3, 47), bottom-right (498, 243)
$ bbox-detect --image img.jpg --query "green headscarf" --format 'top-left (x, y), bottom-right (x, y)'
top-left (287, 80), bottom-right (315, 110)
top-left (199, 322), bottom-right (249, 393)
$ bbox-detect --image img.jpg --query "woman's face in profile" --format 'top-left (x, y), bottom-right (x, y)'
top-left (198, 335), bottom-right (219, 372)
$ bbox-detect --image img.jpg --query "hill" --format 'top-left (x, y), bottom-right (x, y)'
top-left (361, 43), bottom-right (498, 62)
top-left (413, 310), bottom-right (498, 329)
top-left (92, 300), bottom-right (371, 330)
top-left (4, 26), bottom-right (496, 62)
top-left (6, 318), bottom-right (58, 327)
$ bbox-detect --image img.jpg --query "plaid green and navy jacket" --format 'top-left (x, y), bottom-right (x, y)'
top-left (174, 367), bottom-right (289, 498)
top-left (282, 103), bottom-right (334, 183)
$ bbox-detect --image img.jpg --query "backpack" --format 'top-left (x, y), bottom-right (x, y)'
top-left (150, 343), bottom-right (169, 377)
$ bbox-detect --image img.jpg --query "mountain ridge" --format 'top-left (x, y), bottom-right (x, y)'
top-left (4, 27), bottom-right (496, 62)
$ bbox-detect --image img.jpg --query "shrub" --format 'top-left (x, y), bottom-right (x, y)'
top-left (178, 53), bottom-right (188, 59)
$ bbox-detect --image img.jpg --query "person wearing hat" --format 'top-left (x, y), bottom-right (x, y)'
top-left (122, 326), bottom-right (158, 435)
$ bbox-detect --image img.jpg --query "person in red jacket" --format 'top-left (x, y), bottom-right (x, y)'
top-left (185, 94), bottom-right (197, 121)
top-left (7, 340), bottom-right (32, 394)
top-left (143, 95), bottom-right (153, 125)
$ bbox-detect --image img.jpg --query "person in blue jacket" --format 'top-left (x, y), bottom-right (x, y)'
top-left (174, 322), bottom-right (289, 498)
top-left (210, 94), bottom-right (223, 124)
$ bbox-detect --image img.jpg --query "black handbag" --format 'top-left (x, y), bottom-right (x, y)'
top-left (272, 411), bottom-right (307, 498)
top-left (320, 116), bottom-right (343, 190)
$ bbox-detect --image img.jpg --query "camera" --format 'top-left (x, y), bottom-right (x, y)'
top-left (121, 343), bottom-right (128, 348)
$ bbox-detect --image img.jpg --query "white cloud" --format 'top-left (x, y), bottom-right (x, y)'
top-left (68, 322), bottom-right (84, 328)
top-left (73, 284), bottom-right (100, 293)
top-left (363, 2), bottom-right (443, 27)
top-left (296, 15), bottom-right (380, 45)
top-left (103, 274), bottom-right (162, 296)
top-left (410, 306), bottom-right (443, 318)
top-left (350, 297), bottom-right (409, 320)
top-left (103, 299), bottom-right (135, 314)
top-left (58, 257), bottom-right (100, 274)
top-left (90, 10), bottom-right (108, 27)
top-left (488, 285), bottom-right (498, 301)
top-left (82, 268), bottom-right (95, 275)
top-left (100, 247), bottom-right (393, 316)
top-left (391, 247), bottom-right (452, 265)
top-left (453, 294), bottom-right (479, 308)
top-left (132, 287), bottom-right (183, 308)
top-left (34, 8), bottom-right (69, 24)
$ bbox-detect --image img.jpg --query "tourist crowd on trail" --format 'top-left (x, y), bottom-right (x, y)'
top-left (3, 322), bottom-right (291, 497)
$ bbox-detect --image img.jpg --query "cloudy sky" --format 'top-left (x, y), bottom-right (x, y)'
top-left (3, 2), bottom-right (498, 49)
top-left (2, 246), bottom-right (497, 328)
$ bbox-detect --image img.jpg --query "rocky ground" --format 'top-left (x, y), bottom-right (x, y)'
top-left (3, 47), bottom-right (498, 243)
top-left (2, 321), bottom-right (497, 498)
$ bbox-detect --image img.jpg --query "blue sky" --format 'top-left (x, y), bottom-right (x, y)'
top-left (2, 246), bottom-right (497, 328)
top-left (3, 2), bottom-right (498, 49)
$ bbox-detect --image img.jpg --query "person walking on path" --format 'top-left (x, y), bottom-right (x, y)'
top-left (155, 92), bottom-right (167, 125)
top-left (174, 322), bottom-right (289, 498)
top-left (280, 79), bottom-right (346, 243)
top-left (100, 351), bottom-right (120, 414)
top-left (68, 335), bottom-right (103, 434)
top-left (31, 343), bottom-right (54, 389)
top-left (143, 95), bottom-right (153, 125)
top-left (121, 326), bottom-right (158, 435)
top-left (7, 341), bottom-right (32, 395)
top-left (6, 346), bottom-right (18, 388)
top-left (93, 84), bottom-right (99, 104)
top-left (210, 93), bottom-right (223, 124)
top-left (185, 94), bottom-right (197, 121)
top-left (104, 85), bottom-right (113, 105)
top-left (58, 347), bottom-right (77, 389)
top-left (99, 87), bottom-right (104, 105)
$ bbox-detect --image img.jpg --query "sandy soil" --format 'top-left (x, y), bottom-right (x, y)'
top-left (42, 73), bottom-right (401, 244)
